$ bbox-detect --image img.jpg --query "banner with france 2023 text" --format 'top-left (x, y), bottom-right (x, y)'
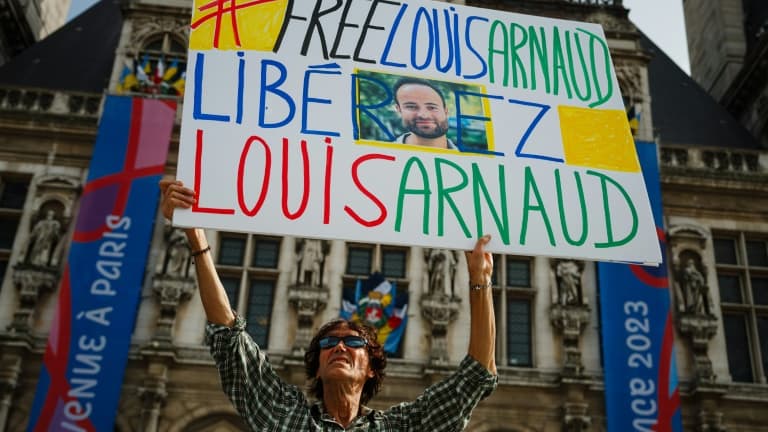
top-left (598, 141), bottom-right (683, 432)
top-left (27, 96), bottom-right (175, 432)
top-left (174, 0), bottom-right (662, 265)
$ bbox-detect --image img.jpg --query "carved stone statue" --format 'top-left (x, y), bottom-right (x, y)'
top-left (425, 248), bottom-right (458, 299)
top-left (296, 239), bottom-right (325, 287)
top-left (26, 210), bottom-right (62, 267)
top-left (680, 258), bottom-right (711, 315)
top-left (556, 260), bottom-right (583, 306)
top-left (162, 228), bottom-right (191, 278)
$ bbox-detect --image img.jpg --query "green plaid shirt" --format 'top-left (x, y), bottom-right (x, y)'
top-left (207, 315), bottom-right (498, 431)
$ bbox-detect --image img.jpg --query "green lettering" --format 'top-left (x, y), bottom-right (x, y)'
top-left (555, 169), bottom-right (588, 246)
top-left (551, 27), bottom-right (572, 99)
top-left (520, 167), bottom-right (556, 246)
top-left (472, 163), bottom-right (510, 245)
top-left (509, 23), bottom-right (528, 89)
top-left (587, 170), bottom-right (638, 248)
top-left (488, 20), bottom-right (510, 86)
top-left (395, 157), bottom-right (432, 234)
top-left (435, 158), bottom-right (471, 238)
top-left (567, 30), bottom-right (592, 102)
top-left (577, 28), bottom-right (613, 108)
top-left (528, 26), bottom-right (550, 93)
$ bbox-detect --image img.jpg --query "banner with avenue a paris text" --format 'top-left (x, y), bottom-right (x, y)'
top-left (27, 96), bottom-right (175, 432)
top-left (598, 141), bottom-right (682, 432)
top-left (174, 0), bottom-right (662, 265)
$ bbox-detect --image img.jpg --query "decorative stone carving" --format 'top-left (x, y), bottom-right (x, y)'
top-left (554, 259), bottom-right (585, 306)
top-left (697, 409), bottom-right (726, 432)
top-left (615, 64), bottom-right (643, 102)
top-left (129, 17), bottom-right (189, 50)
top-left (677, 255), bottom-right (713, 316)
top-left (420, 296), bottom-right (460, 366)
top-left (9, 266), bottom-right (58, 332)
top-left (295, 239), bottom-right (329, 288)
top-left (24, 209), bottom-right (62, 267)
top-left (424, 248), bottom-right (459, 300)
top-left (563, 401), bottom-right (591, 432)
top-left (668, 224), bottom-right (719, 383)
top-left (288, 239), bottom-right (331, 355)
top-left (550, 259), bottom-right (590, 375)
top-left (152, 228), bottom-right (196, 343)
top-left (550, 303), bottom-right (591, 376)
top-left (421, 249), bottom-right (461, 365)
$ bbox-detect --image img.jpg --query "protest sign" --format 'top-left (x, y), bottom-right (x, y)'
top-left (175, 0), bottom-right (662, 265)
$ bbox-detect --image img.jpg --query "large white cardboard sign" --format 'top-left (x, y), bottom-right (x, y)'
top-left (176, 0), bottom-right (662, 265)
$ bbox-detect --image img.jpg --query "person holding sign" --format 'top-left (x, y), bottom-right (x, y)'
top-left (160, 178), bottom-right (497, 431)
top-left (393, 78), bottom-right (458, 150)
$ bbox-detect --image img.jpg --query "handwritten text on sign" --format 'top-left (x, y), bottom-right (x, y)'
top-left (175, 0), bottom-right (662, 264)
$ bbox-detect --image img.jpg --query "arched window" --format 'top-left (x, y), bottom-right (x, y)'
top-left (118, 33), bottom-right (187, 96)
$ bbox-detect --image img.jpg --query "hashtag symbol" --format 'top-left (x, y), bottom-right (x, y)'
top-left (191, 0), bottom-right (279, 48)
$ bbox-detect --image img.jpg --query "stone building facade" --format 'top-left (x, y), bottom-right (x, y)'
top-left (684, 0), bottom-right (768, 147)
top-left (0, 0), bottom-right (767, 431)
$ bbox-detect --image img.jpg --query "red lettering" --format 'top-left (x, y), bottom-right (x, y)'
top-left (238, 135), bottom-right (272, 216)
top-left (344, 153), bottom-right (395, 227)
top-left (323, 137), bottom-right (333, 225)
top-left (192, 129), bottom-right (235, 215)
top-left (281, 138), bottom-right (310, 220)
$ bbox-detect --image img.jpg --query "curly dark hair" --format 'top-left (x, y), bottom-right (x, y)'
top-left (304, 319), bottom-right (387, 405)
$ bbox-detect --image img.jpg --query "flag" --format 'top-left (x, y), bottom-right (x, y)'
top-left (116, 60), bottom-right (137, 93)
top-left (627, 104), bottom-right (641, 136)
top-left (598, 141), bottom-right (683, 432)
top-left (163, 58), bottom-right (180, 82)
top-left (136, 55), bottom-right (150, 83)
top-left (171, 71), bottom-right (186, 96)
top-left (154, 57), bottom-right (165, 84)
top-left (26, 96), bottom-right (176, 431)
top-left (341, 272), bottom-right (408, 354)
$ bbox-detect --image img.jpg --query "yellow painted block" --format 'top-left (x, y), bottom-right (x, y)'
top-left (558, 106), bottom-right (640, 172)
top-left (190, 0), bottom-right (288, 51)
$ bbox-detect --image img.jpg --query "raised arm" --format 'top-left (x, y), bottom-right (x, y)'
top-left (465, 234), bottom-right (497, 374)
top-left (159, 179), bottom-right (235, 326)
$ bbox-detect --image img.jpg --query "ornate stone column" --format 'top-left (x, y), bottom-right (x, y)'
top-left (288, 239), bottom-right (330, 355)
top-left (421, 248), bottom-right (461, 366)
top-left (549, 259), bottom-right (590, 377)
top-left (137, 363), bottom-right (168, 432)
top-left (0, 354), bottom-right (21, 432)
top-left (151, 228), bottom-right (196, 345)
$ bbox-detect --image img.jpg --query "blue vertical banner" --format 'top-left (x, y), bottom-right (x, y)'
top-left (27, 96), bottom-right (176, 431)
top-left (598, 141), bottom-right (683, 432)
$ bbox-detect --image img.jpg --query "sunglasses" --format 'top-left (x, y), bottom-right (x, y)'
top-left (319, 335), bottom-right (368, 350)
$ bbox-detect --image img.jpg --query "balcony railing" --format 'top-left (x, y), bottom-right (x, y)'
top-left (562, 0), bottom-right (622, 6)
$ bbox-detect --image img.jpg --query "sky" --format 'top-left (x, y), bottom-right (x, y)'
top-left (66, 0), bottom-right (691, 74)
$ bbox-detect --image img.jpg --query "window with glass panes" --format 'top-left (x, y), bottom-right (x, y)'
top-left (492, 255), bottom-right (534, 367)
top-left (0, 175), bottom-right (30, 289)
top-left (715, 233), bottom-right (768, 383)
top-left (343, 244), bottom-right (409, 357)
top-left (216, 233), bottom-right (281, 348)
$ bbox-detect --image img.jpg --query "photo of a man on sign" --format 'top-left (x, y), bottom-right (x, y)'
top-left (392, 77), bottom-right (455, 149)
top-left (355, 71), bottom-right (491, 153)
